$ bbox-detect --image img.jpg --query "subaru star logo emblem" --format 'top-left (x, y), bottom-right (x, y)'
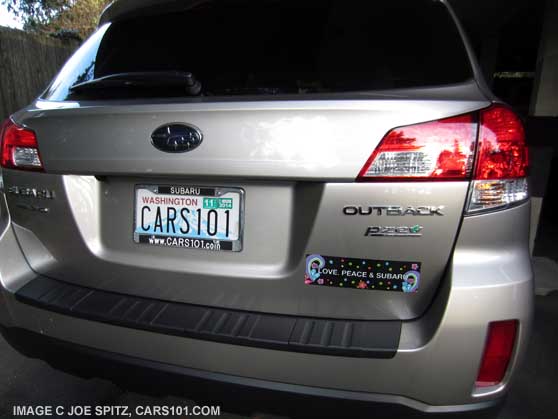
top-left (151, 124), bottom-right (203, 153)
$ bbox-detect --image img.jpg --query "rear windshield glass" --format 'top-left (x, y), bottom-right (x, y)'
top-left (43, 0), bottom-right (473, 101)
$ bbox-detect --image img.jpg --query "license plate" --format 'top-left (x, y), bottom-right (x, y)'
top-left (134, 185), bottom-right (244, 252)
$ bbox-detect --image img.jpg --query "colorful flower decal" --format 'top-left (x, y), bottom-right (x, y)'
top-left (304, 254), bottom-right (421, 294)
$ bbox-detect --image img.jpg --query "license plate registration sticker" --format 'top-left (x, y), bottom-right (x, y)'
top-left (134, 185), bottom-right (243, 252)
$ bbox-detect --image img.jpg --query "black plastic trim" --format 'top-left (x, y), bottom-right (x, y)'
top-left (15, 277), bottom-right (401, 358)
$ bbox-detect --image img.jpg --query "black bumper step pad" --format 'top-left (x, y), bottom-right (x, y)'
top-left (15, 277), bottom-right (401, 358)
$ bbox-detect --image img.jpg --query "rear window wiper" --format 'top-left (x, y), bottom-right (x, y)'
top-left (69, 71), bottom-right (202, 96)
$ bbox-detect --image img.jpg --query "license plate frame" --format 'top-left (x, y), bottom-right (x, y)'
top-left (133, 184), bottom-right (245, 252)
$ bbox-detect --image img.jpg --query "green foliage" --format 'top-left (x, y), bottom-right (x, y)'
top-left (2, 0), bottom-right (71, 29)
top-left (2, 0), bottom-right (111, 39)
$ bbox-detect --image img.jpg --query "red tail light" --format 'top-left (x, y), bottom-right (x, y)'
top-left (476, 320), bottom-right (518, 387)
top-left (358, 105), bottom-right (529, 213)
top-left (358, 114), bottom-right (477, 181)
top-left (358, 105), bottom-right (529, 182)
top-left (1, 119), bottom-right (43, 171)
top-left (475, 105), bottom-right (528, 180)
top-left (469, 105), bottom-right (528, 213)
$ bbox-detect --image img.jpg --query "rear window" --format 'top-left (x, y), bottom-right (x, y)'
top-left (43, 0), bottom-right (473, 101)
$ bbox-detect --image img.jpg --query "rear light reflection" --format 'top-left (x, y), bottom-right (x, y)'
top-left (476, 320), bottom-right (518, 388)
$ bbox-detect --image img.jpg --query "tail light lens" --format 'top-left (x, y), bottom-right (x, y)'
top-left (358, 104), bottom-right (529, 214)
top-left (476, 320), bottom-right (518, 388)
top-left (467, 178), bottom-right (528, 214)
top-left (468, 106), bottom-right (528, 214)
top-left (358, 114), bottom-right (477, 180)
top-left (1, 119), bottom-right (43, 171)
top-left (475, 105), bottom-right (528, 180)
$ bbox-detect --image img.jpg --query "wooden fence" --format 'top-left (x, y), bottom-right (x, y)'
top-left (0, 27), bottom-right (78, 121)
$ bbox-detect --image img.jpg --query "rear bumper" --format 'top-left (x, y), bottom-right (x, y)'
top-left (0, 325), bottom-right (502, 414)
top-left (0, 202), bottom-right (534, 413)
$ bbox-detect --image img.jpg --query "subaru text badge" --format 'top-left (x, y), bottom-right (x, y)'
top-left (151, 124), bottom-right (203, 153)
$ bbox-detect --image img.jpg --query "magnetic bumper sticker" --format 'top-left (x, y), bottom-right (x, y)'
top-left (305, 254), bottom-right (421, 293)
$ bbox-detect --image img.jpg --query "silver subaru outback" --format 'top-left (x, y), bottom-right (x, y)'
top-left (0, 0), bottom-right (533, 414)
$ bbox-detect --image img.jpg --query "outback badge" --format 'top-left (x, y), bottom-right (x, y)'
top-left (343, 206), bottom-right (444, 216)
